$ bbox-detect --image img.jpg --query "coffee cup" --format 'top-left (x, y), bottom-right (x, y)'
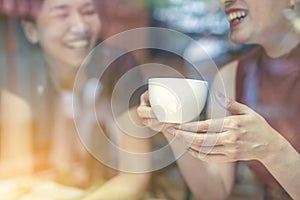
top-left (148, 78), bottom-right (208, 123)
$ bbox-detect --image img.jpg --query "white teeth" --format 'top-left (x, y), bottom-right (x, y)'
top-left (233, 13), bottom-right (237, 19)
top-left (227, 11), bottom-right (247, 22)
top-left (67, 40), bottom-right (89, 49)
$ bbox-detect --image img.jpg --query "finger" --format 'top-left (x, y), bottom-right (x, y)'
top-left (189, 143), bottom-right (222, 153)
top-left (176, 121), bottom-right (211, 133)
top-left (189, 144), bottom-right (228, 155)
top-left (215, 92), bottom-right (252, 115)
top-left (137, 105), bottom-right (156, 119)
top-left (142, 117), bottom-right (159, 126)
top-left (140, 91), bottom-right (150, 106)
top-left (187, 148), bottom-right (234, 163)
top-left (143, 117), bottom-right (170, 133)
top-left (173, 129), bottom-right (224, 147)
top-left (177, 117), bottom-right (241, 133)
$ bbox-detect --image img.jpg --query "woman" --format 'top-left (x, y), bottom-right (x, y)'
top-left (137, 0), bottom-right (300, 199)
top-left (19, 0), bottom-right (151, 199)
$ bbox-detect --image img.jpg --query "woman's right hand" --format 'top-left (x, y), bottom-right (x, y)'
top-left (137, 91), bottom-right (173, 133)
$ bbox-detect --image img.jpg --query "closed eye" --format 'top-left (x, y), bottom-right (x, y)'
top-left (80, 2), bottom-right (97, 16)
top-left (49, 4), bottom-right (70, 18)
top-left (82, 8), bottom-right (96, 16)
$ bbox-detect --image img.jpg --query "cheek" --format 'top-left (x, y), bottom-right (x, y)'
top-left (255, 12), bottom-right (285, 34)
top-left (250, 2), bottom-right (286, 27)
top-left (37, 28), bottom-right (65, 56)
top-left (36, 19), bottom-right (67, 42)
top-left (90, 17), bottom-right (102, 35)
top-left (39, 31), bottom-right (61, 49)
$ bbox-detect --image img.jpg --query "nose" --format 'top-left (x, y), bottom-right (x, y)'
top-left (69, 13), bottom-right (90, 36)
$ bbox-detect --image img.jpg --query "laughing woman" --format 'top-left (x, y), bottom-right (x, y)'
top-left (137, 0), bottom-right (300, 199)
top-left (18, 0), bottom-right (151, 199)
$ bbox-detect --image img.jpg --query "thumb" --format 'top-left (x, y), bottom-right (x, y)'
top-left (140, 91), bottom-right (150, 106)
top-left (214, 92), bottom-right (251, 115)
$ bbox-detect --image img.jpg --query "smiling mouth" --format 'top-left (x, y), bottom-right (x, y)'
top-left (227, 10), bottom-right (247, 23)
top-left (66, 40), bottom-right (90, 49)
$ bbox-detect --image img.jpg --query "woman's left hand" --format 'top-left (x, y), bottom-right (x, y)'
top-left (169, 93), bottom-right (281, 163)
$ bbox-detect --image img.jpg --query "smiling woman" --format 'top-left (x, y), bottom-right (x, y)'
top-left (137, 0), bottom-right (300, 199)
top-left (21, 0), bottom-right (101, 89)
top-left (0, 0), bottom-right (151, 199)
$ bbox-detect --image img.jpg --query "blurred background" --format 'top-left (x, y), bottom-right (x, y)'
top-left (0, 0), bottom-right (260, 199)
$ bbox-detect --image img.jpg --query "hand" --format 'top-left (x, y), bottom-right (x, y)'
top-left (136, 91), bottom-right (174, 133)
top-left (170, 93), bottom-right (281, 163)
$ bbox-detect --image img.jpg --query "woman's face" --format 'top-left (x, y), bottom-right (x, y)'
top-left (28, 0), bottom-right (101, 70)
top-left (218, 0), bottom-right (293, 45)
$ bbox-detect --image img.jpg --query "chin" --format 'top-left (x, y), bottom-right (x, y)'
top-left (230, 33), bottom-right (251, 45)
top-left (68, 58), bottom-right (87, 69)
top-left (62, 61), bottom-right (83, 71)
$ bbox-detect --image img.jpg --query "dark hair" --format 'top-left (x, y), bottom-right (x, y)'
top-left (3, 0), bottom-right (43, 20)
top-left (21, 0), bottom-right (105, 21)
top-left (24, 0), bottom-right (43, 20)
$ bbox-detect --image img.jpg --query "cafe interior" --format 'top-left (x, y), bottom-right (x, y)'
top-left (0, 0), bottom-right (263, 199)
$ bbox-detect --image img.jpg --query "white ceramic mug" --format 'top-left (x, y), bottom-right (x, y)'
top-left (148, 78), bottom-right (208, 123)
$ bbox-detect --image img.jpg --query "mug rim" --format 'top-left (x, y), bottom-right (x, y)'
top-left (148, 77), bottom-right (208, 85)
